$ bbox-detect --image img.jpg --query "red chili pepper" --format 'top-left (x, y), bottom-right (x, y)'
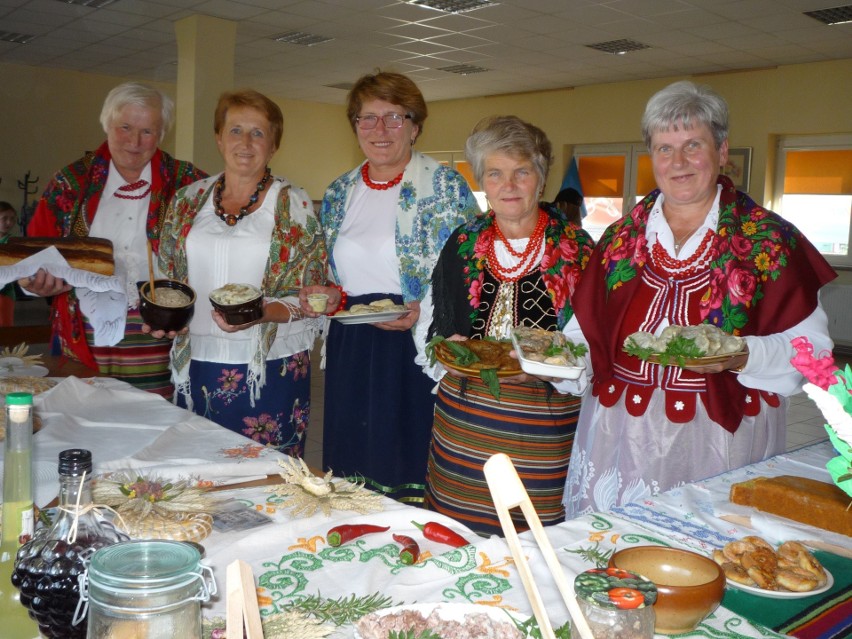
top-left (326, 524), bottom-right (389, 547)
top-left (412, 520), bottom-right (469, 548)
top-left (393, 533), bottom-right (420, 565)
top-left (608, 587), bottom-right (645, 609)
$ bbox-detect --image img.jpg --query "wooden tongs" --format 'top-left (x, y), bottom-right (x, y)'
top-left (226, 560), bottom-right (264, 639)
top-left (484, 453), bottom-right (594, 639)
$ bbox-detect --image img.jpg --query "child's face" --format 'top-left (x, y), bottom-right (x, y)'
top-left (0, 211), bottom-right (16, 235)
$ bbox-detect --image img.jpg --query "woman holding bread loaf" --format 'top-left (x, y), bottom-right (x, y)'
top-left (155, 89), bottom-right (327, 456)
top-left (555, 80), bottom-right (836, 517)
top-left (25, 82), bottom-right (205, 396)
top-left (298, 71), bottom-right (478, 502)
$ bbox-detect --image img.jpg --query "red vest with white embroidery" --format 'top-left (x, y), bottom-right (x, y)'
top-left (595, 262), bottom-right (780, 422)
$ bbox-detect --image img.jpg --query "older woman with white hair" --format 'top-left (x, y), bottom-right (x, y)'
top-left (26, 81), bottom-right (206, 396)
top-left (423, 115), bottom-right (595, 536)
top-left (557, 80), bottom-right (836, 517)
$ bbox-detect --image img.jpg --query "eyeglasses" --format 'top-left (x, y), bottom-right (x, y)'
top-left (355, 113), bottom-right (412, 130)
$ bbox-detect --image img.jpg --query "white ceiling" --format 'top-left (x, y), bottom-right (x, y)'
top-left (1, 0), bottom-right (851, 104)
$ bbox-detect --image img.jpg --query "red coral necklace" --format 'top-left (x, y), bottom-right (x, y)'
top-left (651, 228), bottom-right (714, 279)
top-left (361, 163), bottom-right (404, 190)
top-left (486, 210), bottom-right (547, 282)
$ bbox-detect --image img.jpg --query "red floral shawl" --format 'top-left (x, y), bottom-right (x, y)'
top-left (572, 175), bottom-right (836, 432)
top-left (27, 142), bottom-right (205, 368)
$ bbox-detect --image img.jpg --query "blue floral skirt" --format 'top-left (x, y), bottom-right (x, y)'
top-left (177, 350), bottom-right (312, 457)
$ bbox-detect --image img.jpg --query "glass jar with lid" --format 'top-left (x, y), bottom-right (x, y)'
top-left (80, 539), bottom-right (216, 638)
top-left (572, 567), bottom-right (657, 639)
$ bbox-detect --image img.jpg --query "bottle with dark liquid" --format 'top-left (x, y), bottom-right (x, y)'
top-left (12, 449), bottom-right (128, 638)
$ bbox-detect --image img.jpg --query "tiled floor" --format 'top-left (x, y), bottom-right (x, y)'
top-left (302, 350), bottom-right (848, 472)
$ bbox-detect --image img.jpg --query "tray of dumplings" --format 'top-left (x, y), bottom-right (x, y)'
top-left (624, 324), bottom-right (745, 367)
top-left (331, 298), bottom-right (410, 325)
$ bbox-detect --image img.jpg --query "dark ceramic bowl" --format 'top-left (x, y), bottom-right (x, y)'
top-left (209, 284), bottom-right (263, 326)
top-left (609, 546), bottom-right (725, 634)
top-left (138, 279), bottom-right (196, 333)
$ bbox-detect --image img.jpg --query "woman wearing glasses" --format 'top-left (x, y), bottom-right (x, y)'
top-left (300, 71), bottom-right (478, 503)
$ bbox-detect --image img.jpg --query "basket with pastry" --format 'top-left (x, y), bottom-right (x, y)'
top-left (0, 236), bottom-right (115, 276)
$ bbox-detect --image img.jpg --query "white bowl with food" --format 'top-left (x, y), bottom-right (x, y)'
top-left (511, 326), bottom-right (586, 379)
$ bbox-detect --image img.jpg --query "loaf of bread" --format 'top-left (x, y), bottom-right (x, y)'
top-left (0, 236), bottom-right (114, 276)
top-left (729, 475), bottom-right (852, 537)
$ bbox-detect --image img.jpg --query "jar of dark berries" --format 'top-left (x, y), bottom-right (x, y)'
top-left (12, 449), bottom-right (128, 638)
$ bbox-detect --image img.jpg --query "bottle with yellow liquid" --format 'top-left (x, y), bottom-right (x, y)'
top-left (0, 392), bottom-right (40, 638)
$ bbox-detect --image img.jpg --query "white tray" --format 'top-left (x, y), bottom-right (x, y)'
top-left (330, 310), bottom-right (409, 325)
top-left (510, 333), bottom-right (584, 380)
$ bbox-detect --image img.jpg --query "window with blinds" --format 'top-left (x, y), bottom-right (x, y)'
top-left (774, 136), bottom-right (852, 267)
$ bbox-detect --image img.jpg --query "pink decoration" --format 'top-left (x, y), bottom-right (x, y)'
top-left (790, 336), bottom-right (840, 390)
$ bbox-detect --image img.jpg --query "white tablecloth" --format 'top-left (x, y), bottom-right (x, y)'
top-left (1, 376), bottom-right (287, 505)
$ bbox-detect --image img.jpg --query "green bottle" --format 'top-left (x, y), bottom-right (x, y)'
top-left (0, 392), bottom-right (40, 638)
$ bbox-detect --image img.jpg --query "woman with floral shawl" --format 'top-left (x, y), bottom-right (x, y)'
top-left (25, 82), bottom-right (205, 396)
top-left (424, 116), bottom-right (595, 536)
top-left (157, 90), bottom-right (327, 456)
top-left (299, 72), bottom-right (478, 503)
top-left (557, 81), bottom-right (836, 517)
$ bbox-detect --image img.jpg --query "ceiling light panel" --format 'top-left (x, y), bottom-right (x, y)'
top-left (804, 5), bottom-right (852, 25)
top-left (0, 31), bottom-right (35, 44)
top-left (586, 39), bottom-right (651, 54)
top-left (438, 63), bottom-right (488, 74)
top-left (271, 31), bottom-right (334, 46)
top-left (53, 0), bottom-right (118, 7)
top-left (408, 0), bottom-right (497, 14)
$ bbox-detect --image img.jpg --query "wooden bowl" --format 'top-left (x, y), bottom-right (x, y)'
top-left (609, 546), bottom-right (725, 634)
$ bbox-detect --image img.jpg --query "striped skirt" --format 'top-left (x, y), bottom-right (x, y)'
top-left (425, 374), bottom-right (581, 537)
top-left (85, 307), bottom-right (174, 398)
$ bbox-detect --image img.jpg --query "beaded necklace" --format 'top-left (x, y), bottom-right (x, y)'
top-left (486, 210), bottom-right (547, 282)
top-left (115, 179), bottom-right (151, 200)
top-left (651, 228), bottom-right (714, 279)
top-left (361, 162), bottom-right (403, 190)
top-left (214, 167), bottom-right (271, 227)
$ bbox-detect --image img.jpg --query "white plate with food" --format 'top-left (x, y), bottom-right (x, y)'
top-left (331, 309), bottom-right (410, 325)
top-left (354, 602), bottom-right (525, 639)
top-left (726, 568), bottom-right (833, 599)
top-left (510, 327), bottom-right (585, 379)
top-left (0, 357), bottom-right (49, 378)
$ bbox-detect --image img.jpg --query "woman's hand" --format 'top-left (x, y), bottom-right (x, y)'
top-left (18, 268), bottom-right (73, 296)
top-left (298, 285), bottom-right (342, 317)
top-left (140, 323), bottom-right (188, 340)
top-left (374, 300), bottom-right (419, 331)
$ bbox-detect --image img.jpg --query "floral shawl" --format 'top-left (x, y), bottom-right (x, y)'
top-left (572, 175), bottom-right (837, 432)
top-left (27, 142), bottom-right (205, 368)
top-left (320, 151), bottom-right (479, 302)
top-left (158, 174), bottom-right (328, 408)
top-left (430, 205), bottom-right (595, 338)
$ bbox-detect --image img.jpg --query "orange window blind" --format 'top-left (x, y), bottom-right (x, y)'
top-left (784, 150), bottom-right (852, 195)
top-left (577, 154), bottom-right (656, 196)
top-left (636, 154), bottom-right (656, 195)
top-left (578, 156), bottom-right (623, 196)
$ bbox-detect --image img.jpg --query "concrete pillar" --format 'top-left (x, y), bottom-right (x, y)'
top-left (173, 15), bottom-right (236, 173)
